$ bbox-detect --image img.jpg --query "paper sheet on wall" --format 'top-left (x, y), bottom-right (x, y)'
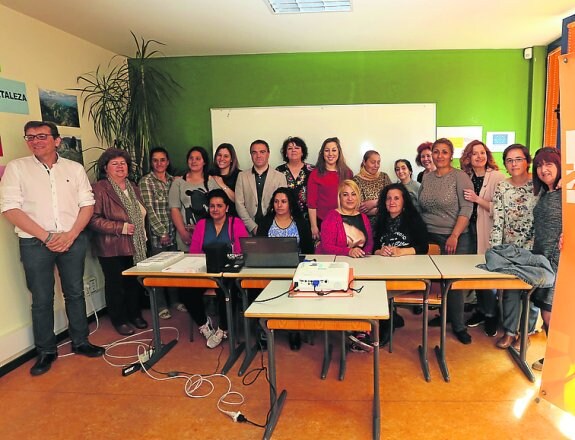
top-left (162, 256), bottom-right (207, 273)
top-left (486, 131), bottom-right (515, 152)
top-left (436, 126), bottom-right (483, 158)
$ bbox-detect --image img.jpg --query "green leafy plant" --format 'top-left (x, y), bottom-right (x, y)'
top-left (73, 32), bottom-right (181, 180)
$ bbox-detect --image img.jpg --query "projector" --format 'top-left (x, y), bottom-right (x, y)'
top-left (292, 261), bottom-right (351, 292)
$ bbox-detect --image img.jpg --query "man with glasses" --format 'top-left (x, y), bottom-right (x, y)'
top-left (0, 121), bottom-right (104, 376)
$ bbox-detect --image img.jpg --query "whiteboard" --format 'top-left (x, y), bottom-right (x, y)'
top-left (211, 103), bottom-right (436, 180)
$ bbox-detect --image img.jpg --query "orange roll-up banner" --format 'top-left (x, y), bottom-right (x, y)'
top-left (539, 52), bottom-right (575, 415)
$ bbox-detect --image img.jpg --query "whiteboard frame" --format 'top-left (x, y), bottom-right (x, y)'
top-left (211, 103), bottom-right (436, 180)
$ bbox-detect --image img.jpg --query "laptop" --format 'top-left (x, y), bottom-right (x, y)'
top-left (240, 237), bottom-right (303, 268)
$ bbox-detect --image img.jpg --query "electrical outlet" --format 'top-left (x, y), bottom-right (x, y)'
top-left (83, 276), bottom-right (98, 296)
top-left (138, 348), bottom-right (154, 363)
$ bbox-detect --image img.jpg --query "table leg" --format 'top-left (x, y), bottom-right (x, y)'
top-left (236, 279), bottom-right (259, 376)
top-left (339, 331), bottom-right (347, 381)
top-left (434, 280), bottom-right (450, 382)
top-left (217, 278), bottom-right (245, 374)
top-left (370, 320), bottom-right (381, 440)
top-left (137, 277), bottom-right (178, 369)
top-left (417, 280), bottom-right (431, 382)
top-left (261, 318), bottom-right (286, 440)
top-left (321, 330), bottom-right (333, 379)
top-left (507, 287), bottom-right (536, 382)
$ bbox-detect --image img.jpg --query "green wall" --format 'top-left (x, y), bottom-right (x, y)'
top-left (150, 49), bottom-right (541, 171)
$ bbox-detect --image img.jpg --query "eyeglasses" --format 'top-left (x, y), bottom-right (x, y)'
top-left (24, 134), bottom-right (53, 142)
top-left (505, 158), bottom-right (526, 165)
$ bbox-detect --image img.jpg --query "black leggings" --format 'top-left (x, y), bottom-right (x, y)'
top-left (179, 284), bottom-right (233, 331)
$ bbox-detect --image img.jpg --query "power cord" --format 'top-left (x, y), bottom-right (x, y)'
top-left (253, 287), bottom-right (294, 303)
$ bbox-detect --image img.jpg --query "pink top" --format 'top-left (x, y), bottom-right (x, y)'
top-left (307, 168), bottom-right (353, 221)
top-left (316, 209), bottom-right (373, 256)
top-left (189, 216), bottom-right (249, 254)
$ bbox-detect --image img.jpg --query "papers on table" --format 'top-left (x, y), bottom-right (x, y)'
top-left (137, 251), bottom-right (184, 269)
top-left (162, 256), bottom-right (207, 273)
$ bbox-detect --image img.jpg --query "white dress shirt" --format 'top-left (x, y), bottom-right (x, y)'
top-left (0, 155), bottom-right (95, 238)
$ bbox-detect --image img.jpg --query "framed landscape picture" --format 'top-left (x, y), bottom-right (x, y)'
top-left (38, 88), bottom-right (80, 128)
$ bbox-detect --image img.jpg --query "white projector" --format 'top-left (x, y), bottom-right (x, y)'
top-left (292, 261), bottom-right (351, 292)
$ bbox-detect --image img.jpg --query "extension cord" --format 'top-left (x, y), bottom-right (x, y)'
top-left (222, 410), bottom-right (247, 423)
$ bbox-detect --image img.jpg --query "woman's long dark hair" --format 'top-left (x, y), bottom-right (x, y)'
top-left (373, 183), bottom-right (421, 245)
top-left (265, 187), bottom-right (301, 218)
top-left (315, 137), bottom-right (352, 181)
top-left (184, 146), bottom-right (210, 189)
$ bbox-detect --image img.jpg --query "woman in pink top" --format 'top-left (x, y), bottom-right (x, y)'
top-left (316, 179), bottom-right (373, 257)
top-left (307, 137), bottom-right (353, 241)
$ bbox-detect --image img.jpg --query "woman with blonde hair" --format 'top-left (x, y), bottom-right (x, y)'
top-left (316, 179), bottom-right (373, 258)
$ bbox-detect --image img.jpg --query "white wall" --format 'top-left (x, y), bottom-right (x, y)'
top-left (0, 5), bottom-right (118, 366)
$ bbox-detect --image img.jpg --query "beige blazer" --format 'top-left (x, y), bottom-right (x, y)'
top-left (235, 168), bottom-right (287, 233)
top-left (476, 168), bottom-right (506, 254)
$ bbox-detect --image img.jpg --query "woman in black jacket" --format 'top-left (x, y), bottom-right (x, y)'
top-left (373, 183), bottom-right (429, 256)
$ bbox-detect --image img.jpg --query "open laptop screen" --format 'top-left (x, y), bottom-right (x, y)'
top-left (240, 237), bottom-right (301, 268)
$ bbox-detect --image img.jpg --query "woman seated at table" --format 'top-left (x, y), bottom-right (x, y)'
top-left (257, 187), bottom-right (314, 350)
top-left (372, 183), bottom-right (429, 343)
top-left (317, 179), bottom-right (373, 257)
top-left (373, 183), bottom-right (429, 257)
top-left (183, 189), bottom-right (249, 348)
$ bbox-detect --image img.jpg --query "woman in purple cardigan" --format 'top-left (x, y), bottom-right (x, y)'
top-left (317, 179), bottom-right (373, 257)
top-left (184, 189), bottom-right (248, 348)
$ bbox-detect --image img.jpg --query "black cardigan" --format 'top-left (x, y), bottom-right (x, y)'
top-left (257, 215), bottom-right (315, 254)
top-left (373, 213), bottom-right (429, 255)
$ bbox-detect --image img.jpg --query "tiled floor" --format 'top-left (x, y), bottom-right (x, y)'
top-left (0, 308), bottom-right (572, 439)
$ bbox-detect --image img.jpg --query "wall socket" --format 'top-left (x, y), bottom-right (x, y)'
top-left (84, 276), bottom-right (98, 295)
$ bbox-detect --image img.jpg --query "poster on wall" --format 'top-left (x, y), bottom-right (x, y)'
top-left (0, 77), bottom-right (29, 114)
top-left (486, 131), bottom-right (515, 152)
top-left (58, 133), bottom-right (84, 165)
top-left (436, 126), bottom-right (483, 158)
top-left (38, 88), bottom-right (80, 128)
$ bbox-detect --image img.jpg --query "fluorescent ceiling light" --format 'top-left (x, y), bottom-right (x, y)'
top-left (266, 0), bottom-right (352, 14)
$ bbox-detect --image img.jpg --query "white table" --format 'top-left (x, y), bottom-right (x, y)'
top-left (245, 279), bottom-right (389, 440)
top-left (430, 254), bottom-right (536, 382)
top-left (335, 255), bottom-right (442, 381)
top-left (123, 260), bottom-right (244, 375)
top-left (223, 254), bottom-right (336, 376)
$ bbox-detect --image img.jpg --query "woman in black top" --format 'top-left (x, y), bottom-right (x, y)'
top-left (373, 183), bottom-right (429, 256)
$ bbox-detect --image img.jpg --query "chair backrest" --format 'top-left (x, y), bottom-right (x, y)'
top-left (428, 243), bottom-right (441, 255)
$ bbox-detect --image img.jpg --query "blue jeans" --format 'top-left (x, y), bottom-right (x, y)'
top-left (501, 290), bottom-right (539, 336)
top-left (429, 232), bottom-right (472, 333)
top-left (19, 233), bottom-right (90, 354)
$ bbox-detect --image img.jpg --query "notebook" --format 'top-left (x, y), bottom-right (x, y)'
top-left (240, 236), bottom-right (303, 268)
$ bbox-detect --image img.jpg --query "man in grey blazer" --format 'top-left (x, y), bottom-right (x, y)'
top-left (235, 139), bottom-right (287, 234)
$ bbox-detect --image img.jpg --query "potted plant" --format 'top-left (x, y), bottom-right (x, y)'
top-left (73, 32), bottom-right (180, 180)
